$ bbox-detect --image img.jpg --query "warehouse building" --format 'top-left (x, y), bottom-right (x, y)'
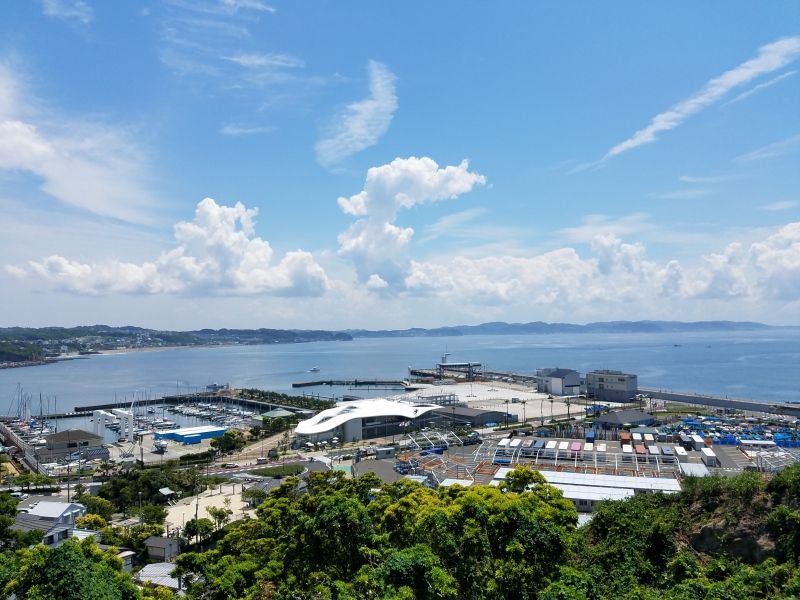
top-left (586, 369), bottom-right (638, 402)
top-left (536, 368), bottom-right (583, 396)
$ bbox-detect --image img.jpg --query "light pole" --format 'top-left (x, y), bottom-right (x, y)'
top-left (540, 398), bottom-right (545, 426)
top-left (504, 400), bottom-right (509, 429)
top-left (138, 491), bottom-right (143, 526)
top-left (521, 400), bottom-right (527, 425)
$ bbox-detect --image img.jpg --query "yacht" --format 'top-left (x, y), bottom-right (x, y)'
top-left (309, 366), bottom-right (320, 373)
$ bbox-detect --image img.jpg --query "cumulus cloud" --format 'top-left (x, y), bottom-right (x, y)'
top-left (315, 61), bottom-right (398, 167)
top-left (16, 198), bottom-right (329, 297)
top-left (604, 36), bottom-right (800, 160)
top-left (403, 222), bottom-right (800, 312)
top-left (337, 157), bottom-right (486, 286)
top-left (41, 0), bottom-right (93, 25)
top-left (0, 64), bottom-right (156, 223)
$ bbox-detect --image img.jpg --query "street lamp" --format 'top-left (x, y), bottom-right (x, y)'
top-left (138, 491), bottom-right (143, 526)
top-left (504, 400), bottom-right (509, 429)
top-left (540, 398), bottom-right (545, 426)
top-left (521, 400), bottom-right (527, 425)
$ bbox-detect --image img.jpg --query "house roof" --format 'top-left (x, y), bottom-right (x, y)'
top-left (593, 410), bottom-right (653, 426)
top-left (294, 399), bottom-right (440, 436)
top-left (12, 513), bottom-right (68, 535)
top-left (544, 368), bottom-right (579, 379)
top-left (145, 536), bottom-right (178, 548)
top-left (21, 501), bottom-right (85, 519)
top-left (135, 562), bottom-right (181, 590)
top-left (44, 429), bottom-right (103, 444)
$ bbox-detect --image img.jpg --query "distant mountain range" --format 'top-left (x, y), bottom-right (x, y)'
top-left (344, 320), bottom-right (779, 337)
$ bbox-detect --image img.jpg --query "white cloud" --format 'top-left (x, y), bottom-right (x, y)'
top-left (337, 157), bottom-right (485, 286)
top-left (0, 64), bottom-right (156, 223)
top-left (679, 174), bottom-right (736, 184)
top-left (17, 198), bottom-right (329, 297)
top-left (403, 222), bottom-right (800, 312)
top-left (557, 213), bottom-right (655, 243)
top-left (604, 36), bottom-right (800, 160)
top-left (4, 264), bottom-right (27, 279)
top-left (41, 0), bottom-right (93, 25)
top-left (219, 123), bottom-right (275, 136)
top-left (723, 70), bottom-right (797, 106)
top-left (315, 61), bottom-right (398, 167)
top-left (734, 133), bottom-right (800, 162)
top-left (221, 0), bottom-right (275, 13)
top-left (222, 53), bottom-right (303, 69)
top-left (760, 201), bottom-right (798, 212)
top-left (650, 188), bottom-right (712, 200)
top-left (366, 274), bottom-right (389, 289)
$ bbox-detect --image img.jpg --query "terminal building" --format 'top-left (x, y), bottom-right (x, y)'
top-left (293, 399), bottom-right (442, 444)
top-left (586, 370), bottom-right (638, 402)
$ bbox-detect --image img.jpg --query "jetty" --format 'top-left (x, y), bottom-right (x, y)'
top-left (292, 379), bottom-right (417, 389)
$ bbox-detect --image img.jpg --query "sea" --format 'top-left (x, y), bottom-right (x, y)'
top-left (1, 329), bottom-right (799, 441)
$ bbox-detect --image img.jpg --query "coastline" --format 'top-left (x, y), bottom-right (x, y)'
top-left (0, 342), bottom-right (248, 370)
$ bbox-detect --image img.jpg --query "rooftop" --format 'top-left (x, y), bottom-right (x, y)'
top-left (19, 501), bottom-right (84, 519)
top-left (295, 399), bottom-right (440, 436)
top-left (135, 562), bottom-right (181, 590)
top-left (44, 429), bottom-right (103, 443)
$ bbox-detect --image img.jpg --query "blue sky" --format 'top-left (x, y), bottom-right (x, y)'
top-left (1, 1), bottom-right (799, 329)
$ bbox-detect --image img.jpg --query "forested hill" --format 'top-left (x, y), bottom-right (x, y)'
top-left (0, 325), bottom-right (352, 360)
top-left (345, 319), bottom-right (776, 337)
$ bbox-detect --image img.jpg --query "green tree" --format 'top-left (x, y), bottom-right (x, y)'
top-left (75, 514), bottom-right (108, 530)
top-left (139, 503), bottom-right (168, 526)
top-left (206, 506), bottom-right (233, 531)
top-left (5, 538), bottom-right (140, 600)
top-left (241, 487), bottom-right (267, 507)
top-left (79, 495), bottom-right (116, 521)
top-left (209, 431), bottom-right (246, 454)
top-left (184, 518), bottom-right (214, 544)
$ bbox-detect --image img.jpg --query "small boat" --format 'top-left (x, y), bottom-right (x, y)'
top-left (153, 439), bottom-right (168, 453)
top-left (147, 408), bottom-right (156, 414)
top-left (309, 366), bottom-right (320, 373)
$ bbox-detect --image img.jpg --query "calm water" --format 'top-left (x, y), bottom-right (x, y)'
top-left (2, 330), bottom-right (799, 421)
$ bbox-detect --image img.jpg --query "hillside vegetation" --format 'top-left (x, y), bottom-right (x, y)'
top-left (171, 465), bottom-right (800, 599)
top-left (2, 465), bottom-right (800, 599)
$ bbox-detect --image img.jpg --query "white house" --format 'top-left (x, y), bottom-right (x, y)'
top-left (18, 501), bottom-right (86, 525)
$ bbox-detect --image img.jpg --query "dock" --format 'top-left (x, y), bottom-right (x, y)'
top-left (292, 379), bottom-right (414, 389)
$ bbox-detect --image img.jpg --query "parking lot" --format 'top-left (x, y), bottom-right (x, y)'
top-left (381, 430), bottom-right (753, 487)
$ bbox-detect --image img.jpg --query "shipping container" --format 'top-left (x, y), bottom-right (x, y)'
top-left (701, 447), bottom-right (717, 467)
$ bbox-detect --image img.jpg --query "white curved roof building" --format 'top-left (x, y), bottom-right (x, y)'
top-left (294, 398), bottom-right (441, 443)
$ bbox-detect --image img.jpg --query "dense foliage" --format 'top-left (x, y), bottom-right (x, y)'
top-left (175, 468), bottom-right (578, 599)
top-left (172, 465), bottom-right (800, 599)
top-left (4, 463), bottom-right (800, 598)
